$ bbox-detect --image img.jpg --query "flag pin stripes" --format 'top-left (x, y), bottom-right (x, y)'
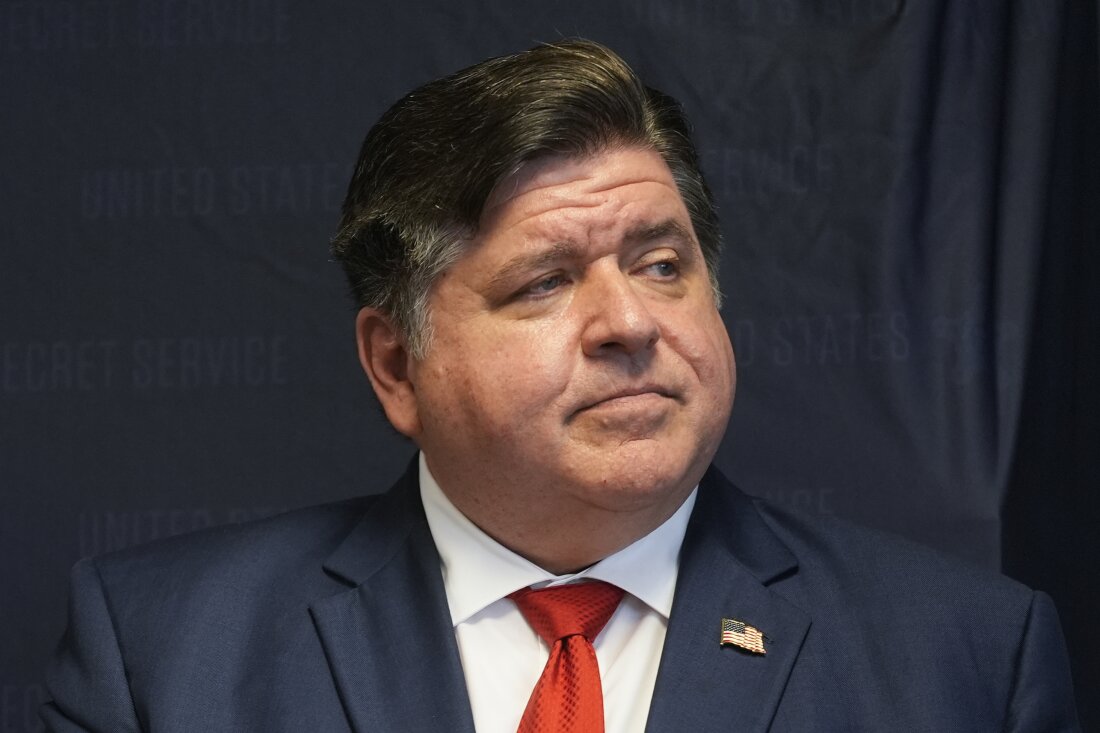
top-left (720, 618), bottom-right (767, 655)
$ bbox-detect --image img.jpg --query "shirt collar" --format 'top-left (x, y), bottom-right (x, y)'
top-left (418, 452), bottom-right (696, 626)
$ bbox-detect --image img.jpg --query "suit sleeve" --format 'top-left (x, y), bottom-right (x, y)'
top-left (40, 558), bottom-right (144, 732)
top-left (1002, 590), bottom-right (1081, 732)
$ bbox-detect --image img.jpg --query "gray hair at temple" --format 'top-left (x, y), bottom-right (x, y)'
top-left (331, 39), bottom-right (723, 358)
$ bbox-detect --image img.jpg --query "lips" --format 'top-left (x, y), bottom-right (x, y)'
top-left (574, 385), bottom-right (677, 414)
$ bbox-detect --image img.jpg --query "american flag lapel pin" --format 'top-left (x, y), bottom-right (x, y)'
top-left (720, 617), bottom-right (767, 655)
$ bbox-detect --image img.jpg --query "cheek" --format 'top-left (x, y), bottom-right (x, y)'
top-left (709, 328), bottom-right (737, 401)
top-left (667, 305), bottom-right (733, 371)
top-left (666, 315), bottom-right (736, 422)
top-left (432, 320), bottom-right (576, 422)
top-left (495, 324), bottom-right (576, 408)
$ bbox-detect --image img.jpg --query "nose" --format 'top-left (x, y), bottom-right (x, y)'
top-left (579, 268), bottom-right (660, 358)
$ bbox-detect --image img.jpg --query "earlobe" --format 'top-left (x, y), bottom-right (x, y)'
top-left (355, 308), bottom-right (422, 439)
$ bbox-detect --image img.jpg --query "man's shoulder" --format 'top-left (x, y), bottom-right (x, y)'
top-left (699, 470), bottom-right (1032, 607)
top-left (82, 493), bottom-right (383, 602)
top-left (749, 492), bottom-right (1036, 620)
top-left (701, 484), bottom-right (1078, 731)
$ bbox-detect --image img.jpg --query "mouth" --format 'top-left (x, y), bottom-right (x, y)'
top-left (575, 386), bottom-right (676, 414)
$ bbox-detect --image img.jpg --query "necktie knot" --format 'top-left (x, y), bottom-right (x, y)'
top-left (508, 580), bottom-right (625, 732)
top-left (509, 581), bottom-right (624, 645)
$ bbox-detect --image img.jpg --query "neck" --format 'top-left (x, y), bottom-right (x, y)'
top-left (418, 450), bottom-right (705, 574)
top-left (446, 482), bottom-right (693, 575)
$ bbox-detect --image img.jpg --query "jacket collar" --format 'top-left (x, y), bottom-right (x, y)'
top-left (311, 462), bottom-right (809, 733)
top-left (644, 466), bottom-right (811, 732)
top-left (311, 462), bottom-right (477, 733)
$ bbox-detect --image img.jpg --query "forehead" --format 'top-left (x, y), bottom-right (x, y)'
top-left (479, 147), bottom-right (688, 237)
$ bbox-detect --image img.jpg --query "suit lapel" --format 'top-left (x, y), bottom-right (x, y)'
top-left (645, 468), bottom-right (811, 733)
top-left (309, 466), bottom-right (476, 733)
top-left (307, 464), bottom-right (807, 732)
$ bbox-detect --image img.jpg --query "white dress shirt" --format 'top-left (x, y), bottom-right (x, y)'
top-left (418, 453), bottom-right (696, 733)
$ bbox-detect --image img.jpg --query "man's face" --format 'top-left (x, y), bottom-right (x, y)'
top-left (394, 147), bottom-right (735, 557)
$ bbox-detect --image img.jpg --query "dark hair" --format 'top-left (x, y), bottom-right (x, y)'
top-left (331, 39), bottom-right (721, 356)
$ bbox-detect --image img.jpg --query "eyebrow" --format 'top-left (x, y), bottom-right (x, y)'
top-left (486, 218), bottom-right (695, 291)
top-left (622, 219), bottom-right (696, 248)
top-left (487, 241), bottom-right (583, 292)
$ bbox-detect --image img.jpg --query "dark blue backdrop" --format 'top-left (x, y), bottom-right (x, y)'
top-left (2, 2), bottom-right (1097, 730)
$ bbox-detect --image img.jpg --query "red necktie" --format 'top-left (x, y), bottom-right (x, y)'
top-left (508, 581), bottom-right (625, 733)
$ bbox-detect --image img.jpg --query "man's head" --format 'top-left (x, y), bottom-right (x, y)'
top-left (334, 40), bottom-right (736, 572)
top-left (332, 39), bottom-right (722, 358)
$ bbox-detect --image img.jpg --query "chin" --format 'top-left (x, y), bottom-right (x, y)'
top-left (570, 454), bottom-right (702, 512)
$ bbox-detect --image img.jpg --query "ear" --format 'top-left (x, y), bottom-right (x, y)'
top-left (355, 307), bottom-right (422, 439)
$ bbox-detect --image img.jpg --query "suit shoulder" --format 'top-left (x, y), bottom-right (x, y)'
top-left (85, 494), bottom-right (380, 597)
top-left (751, 496), bottom-right (1035, 613)
top-left (722, 495), bottom-right (1081, 731)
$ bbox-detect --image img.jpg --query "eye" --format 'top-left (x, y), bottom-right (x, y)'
top-left (524, 273), bottom-right (569, 297)
top-left (643, 258), bottom-right (680, 279)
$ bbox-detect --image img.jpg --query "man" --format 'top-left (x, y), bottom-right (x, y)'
top-left (43, 40), bottom-right (1078, 732)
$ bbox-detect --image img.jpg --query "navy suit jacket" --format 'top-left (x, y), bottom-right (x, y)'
top-left (43, 464), bottom-right (1079, 731)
